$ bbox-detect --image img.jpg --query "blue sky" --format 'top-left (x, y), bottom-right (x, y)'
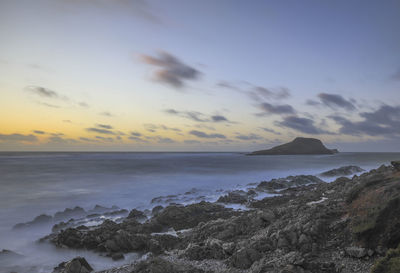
top-left (0, 0), bottom-right (399, 151)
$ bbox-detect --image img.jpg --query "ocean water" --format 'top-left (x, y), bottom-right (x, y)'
top-left (1, 152), bottom-right (400, 272)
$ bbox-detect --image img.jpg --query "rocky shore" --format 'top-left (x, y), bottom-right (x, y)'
top-left (6, 162), bottom-right (400, 273)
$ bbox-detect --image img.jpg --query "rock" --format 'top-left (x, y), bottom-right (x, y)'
top-left (320, 166), bottom-right (365, 177)
top-left (391, 161), bottom-right (400, 171)
top-left (256, 175), bottom-right (324, 191)
top-left (131, 257), bottom-right (206, 273)
top-left (231, 248), bottom-right (261, 269)
top-left (54, 207), bottom-right (86, 221)
top-left (217, 190), bottom-right (248, 204)
top-left (13, 214), bottom-right (53, 229)
top-left (345, 246), bottom-right (367, 258)
top-left (52, 257), bottom-right (93, 273)
top-left (127, 209), bottom-right (146, 220)
top-left (155, 201), bottom-right (234, 230)
top-left (249, 137), bottom-right (337, 155)
top-left (111, 253), bottom-right (124, 261)
top-left (258, 210), bottom-right (276, 224)
top-left (152, 205), bottom-right (164, 216)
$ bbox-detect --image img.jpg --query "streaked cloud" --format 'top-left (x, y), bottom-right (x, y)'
top-left (0, 133), bottom-right (37, 142)
top-left (317, 93), bottom-right (356, 111)
top-left (189, 130), bottom-right (226, 139)
top-left (141, 51), bottom-right (201, 88)
top-left (276, 116), bottom-right (331, 135)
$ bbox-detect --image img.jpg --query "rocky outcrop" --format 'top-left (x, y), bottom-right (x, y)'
top-left (52, 257), bottom-right (93, 273)
top-left (249, 137), bottom-right (337, 155)
top-left (320, 165), bottom-right (365, 177)
top-left (37, 161), bottom-right (400, 273)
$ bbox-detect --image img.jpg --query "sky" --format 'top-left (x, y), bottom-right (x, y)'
top-left (0, 0), bottom-right (399, 152)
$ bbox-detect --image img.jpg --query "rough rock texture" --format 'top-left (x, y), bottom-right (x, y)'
top-left (320, 165), bottom-right (365, 177)
top-left (39, 162), bottom-right (400, 273)
top-left (249, 137), bottom-right (337, 155)
top-left (52, 257), bottom-right (93, 273)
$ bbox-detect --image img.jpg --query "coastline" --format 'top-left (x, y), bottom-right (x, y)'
top-left (4, 161), bottom-right (400, 273)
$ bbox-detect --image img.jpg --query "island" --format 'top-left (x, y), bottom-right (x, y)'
top-left (249, 137), bottom-right (338, 155)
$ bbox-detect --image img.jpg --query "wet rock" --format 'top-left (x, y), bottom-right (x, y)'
top-left (217, 190), bottom-right (248, 204)
top-left (13, 214), bottom-right (53, 229)
top-left (320, 165), bottom-right (365, 177)
top-left (391, 161), bottom-right (400, 171)
top-left (155, 201), bottom-right (234, 230)
top-left (152, 205), bottom-right (164, 216)
top-left (111, 253), bottom-right (124, 261)
top-left (127, 209), bottom-right (146, 221)
top-left (52, 257), bottom-right (93, 273)
top-left (256, 175), bottom-right (324, 192)
top-left (54, 207), bottom-right (86, 222)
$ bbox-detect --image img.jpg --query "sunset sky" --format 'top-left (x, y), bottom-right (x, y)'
top-left (1, 0), bottom-right (399, 151)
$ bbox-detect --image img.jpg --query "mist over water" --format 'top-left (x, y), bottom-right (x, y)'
top-left (1, 152), bottom-right (400, 272)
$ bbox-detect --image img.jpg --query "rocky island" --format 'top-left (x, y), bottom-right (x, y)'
top-left (249, 137), bottom-right (338, 155)
top-left (3, 161), bottom-right (398, 273)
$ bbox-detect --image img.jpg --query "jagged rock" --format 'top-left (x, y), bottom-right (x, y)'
top-left (131, 257), bottom-right (206, 273)
top-left (127, 209), bottom-right (146, 220)
top-left (111, 253), bottom-right (124, 261)
top-left (345, 246), bottom-right (367, 258)
top-left (155, 201), bottom-right (234, 230)
top-left (391, 161), bottom-right (400, 171)
top-left (152, 205), bottom-right (164, 216)
top-left (320, 166), bottom-right (365, 177)
top-left (13, 214), bottom-right (53, 229)
top-left (231, 248), bottom-right (262, 269)
top-left (256, 175), bottom-right (324, 192)
top-left (54, 207), bottom-right (86, 221)
top-left (52, 257), bottom-right (93, 273)
top-left (217, 190), bottom-right (248, 204)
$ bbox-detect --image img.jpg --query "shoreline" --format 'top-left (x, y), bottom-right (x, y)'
top-left (4, 162), bottom-right (400, 272)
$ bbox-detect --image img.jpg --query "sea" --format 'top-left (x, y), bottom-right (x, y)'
top-left (1, 152), bottom-right (400, 272)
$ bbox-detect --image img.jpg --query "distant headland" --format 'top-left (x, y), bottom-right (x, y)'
top-left (249, 137), bottom-right (338, 155)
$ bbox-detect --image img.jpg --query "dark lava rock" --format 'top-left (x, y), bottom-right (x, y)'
top-left (127, 209), bottom-right (146, 221)
top-left (217, 190), bottom-right (249, 204)
top-left (230, 247), bottom-right (262, 269)
top-left (131, 257), bottom-right (206, 273)
top-left (320, 165), bottom-right (365, 177)
top-left (391, 160), bottom-right (400, 171)
top-left (13, 214), bottom-right (53, 229)
top-left (249, 137), bottom-right (337, 155)
top-left (111, 252), bottom-right (124, 261)
top-left (52, 257), bottom-right (93, 273)
top-left (256, 175), bottom-right (324, 192)
top-left (54, 207), bottom-right (86, 221)
top-left (152, 205), bottom-right (164, 216)
top-left (155, 201), bottom-right (235, 230)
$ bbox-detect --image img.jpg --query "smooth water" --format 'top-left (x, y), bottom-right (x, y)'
top-left (0, 152), bottom-right (400, 272)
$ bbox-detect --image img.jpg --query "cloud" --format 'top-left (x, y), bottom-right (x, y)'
top-left (99, 111), bottom-right (114, 117)
top-left (79, 137), bottom-right (99, 143)
top-left (86, 128), bottom-right (116, 135)
top-left (0, 133), bottom-right (37, 142)
top-left (37, 102), bottom-right (61, 108)
top-left (317, 93), bottom-right (356, 111)
top-left (184, 140), bottom-right (201, 144)
top-left (164, 109), bottom-right (232, 123)
top-left (144, 123), bottom-right (181, 133)
top-left (63, 120), bottom-right (72, 123)
top-left (131, 131), bottom-right (142, 137)
top-left (260, 127), bottom-right (281, 135)
top-left (79, 102), bottom-right (89, 108)
top-left (47, 136), bottom-right (78, 144)
top-left (156, 137), bottom-right (175, 144)
top-left (251, 86), bottom-right (290, 101)
top-left (141, 51), bottom-right (201, 88)
top-left (305, 99), bottom-right (321, 106)
top-left (95, 136), bottom-right (114, 142)
top-left (330, 104), bottom-right (400, 137)
top-left (33, 130), bottom-right (46, 135)
top-left (26, 86), bottom-right (60, 98)
top-left (276, 116), bottom-right (331, 135)
top-left (235, 133), bottom-right (263, 140)
top-left (256, 102), bottom-right (295, 116)
top-left (96, 124), bottom-right (113, 129)
top-left (189, 130), bottom-right (226, 139)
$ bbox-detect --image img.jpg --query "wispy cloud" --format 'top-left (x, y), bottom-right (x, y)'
top-left (141, 51), bottom-right (201, 88)
top-left (189, 130), bottom-right (226, 139)
top-left (143, 123), bottom-right (181, 133)
top-left (317, 93), bottom-right (356, 111)
top-left (164, 109), bottom-right (233, 123)
top-left (0, 133), bottom-right (37, 142)
top-left (275, 116), bottom-right (332, 135)
top-left (256, 102), bottom-right (296, 116)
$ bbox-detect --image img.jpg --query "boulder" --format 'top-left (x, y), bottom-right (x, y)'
top-left (217, 190), bottom-right (248, 204)
top-left (52, 257), bottom-right (93, 273)
top-left (127, 209), bottom-right (146, 221)
top-left (320, 166), bottom-right (365, 177)
top-left (231, 248), bottom-right (261, 269)
top-left (345, 246), bottom-right (367, 258)
top-left (391, 161), bottom-right (400, 171)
